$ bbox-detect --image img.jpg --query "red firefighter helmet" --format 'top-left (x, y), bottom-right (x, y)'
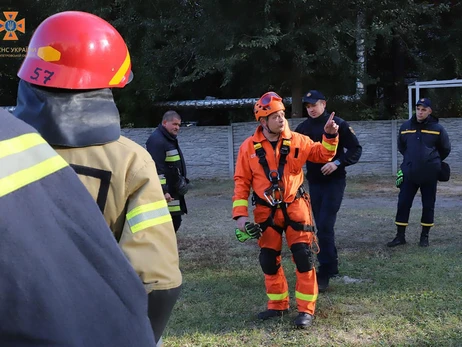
top-left (254, 92), bottom-right (285, 120)
top-left (17, 11), bottom-right (132, 89)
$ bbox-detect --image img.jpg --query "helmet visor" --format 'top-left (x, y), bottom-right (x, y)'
top-left (259, 92), bottom-right (282, 106)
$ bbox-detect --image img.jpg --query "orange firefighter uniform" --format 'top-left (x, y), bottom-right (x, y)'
top-left (233, 105), bottom-right (338, 316)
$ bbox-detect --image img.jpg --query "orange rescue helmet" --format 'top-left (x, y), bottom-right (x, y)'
top-left (17, 11), bottom-right (132, 89)
top-left (254, 91), bottom-right (285, 121)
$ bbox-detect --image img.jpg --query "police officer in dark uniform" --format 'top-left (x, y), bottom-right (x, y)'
top-left (146, 110), bottom-right (189, 232)
top-left (387, 98), bottom-right (451, 248)
top-left (295, 90), bottom-right (362, 292)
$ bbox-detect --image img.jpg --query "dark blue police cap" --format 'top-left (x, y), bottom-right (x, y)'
top-left (416, 98), bottom-right (432, 108)
top-left (302, 90), bottom-right (326, 104)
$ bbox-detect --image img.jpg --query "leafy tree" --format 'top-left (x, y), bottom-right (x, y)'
top-left (1, 0), bottom-right (461, 124)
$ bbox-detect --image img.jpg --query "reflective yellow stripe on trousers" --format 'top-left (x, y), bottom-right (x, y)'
top-left (267, 291), bottom-right (289, 301)
top-left (295, 291), bottom-right (318, 302)
top-left (0, 133), bottom-right (68, 198)
top-left (126, 200), bottom-right (172, 233)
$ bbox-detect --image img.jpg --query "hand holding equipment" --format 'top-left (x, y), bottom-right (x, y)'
top-left (235, 222), bottom-right (262, 242)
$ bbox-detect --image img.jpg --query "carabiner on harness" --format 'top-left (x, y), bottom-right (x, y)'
top-left (263, 170), bottom-right (284, 206)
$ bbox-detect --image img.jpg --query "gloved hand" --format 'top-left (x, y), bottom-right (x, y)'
top-left (235, 222), bottom-right (262, 242)
top-left (396, 169), bottom-right (403, 188)
top-left (176, 177), bottom-right (189, 196)
top-left (175, 172), bottom-right (189, 196)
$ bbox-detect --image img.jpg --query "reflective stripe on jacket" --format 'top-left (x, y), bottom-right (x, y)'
top-left (0, 109), bottom-right (155, 346)
top-left (398, 115), bottom-right (451, 184)
top-left (0, 132), bottom-right (68, 197)
top-left (232, 122), bottom-right (338, 219)
top-left (146, 125), bottom-right (188, 215)
top-left (56, 136), bottom-right (182, 293)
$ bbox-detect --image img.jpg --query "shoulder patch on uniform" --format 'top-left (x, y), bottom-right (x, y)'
top-left (349, 127), bottom-right (356, 135)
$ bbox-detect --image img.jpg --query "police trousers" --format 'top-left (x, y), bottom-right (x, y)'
top-left (308, 179), bottom-right (346, 275)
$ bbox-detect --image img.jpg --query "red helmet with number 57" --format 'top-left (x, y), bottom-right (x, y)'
top-left (17, 11), bottom-right (132, 89)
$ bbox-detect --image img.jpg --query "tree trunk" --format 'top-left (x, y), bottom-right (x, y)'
top-left (356, 11), bottom-right (365, 98)
top-left (291, 66), bottom-right (303, 119)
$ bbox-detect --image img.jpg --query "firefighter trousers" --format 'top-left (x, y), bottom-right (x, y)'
top-left (254, 198), bottom-right (318, 315)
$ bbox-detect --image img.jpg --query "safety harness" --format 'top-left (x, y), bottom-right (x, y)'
top-left (252, 139), bottom-right (315, 234)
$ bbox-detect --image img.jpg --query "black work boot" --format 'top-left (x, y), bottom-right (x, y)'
top-left (294, 312), bottom-right (313, 328)
top-left (387, 235), bottom-right (406, 247)
top-left (419, 226), bottom-right (430, 247)
top-left (321, 263), bottom-right (339, 278)
top-left (317, 272), bottom-right (330, 293)
top-left (257, 309), bottom-right (289, 320)
top-left (387, 226), bottom-right (406, 247)
top-left (419, 234), bottom-right (429, 247)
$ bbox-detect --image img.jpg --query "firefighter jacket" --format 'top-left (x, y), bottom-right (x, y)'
top-left (14, 82), bottom-right (182, 294)
top-left (146, 124), bottom-right (188, 216)
top-left (295, 111), bottom-right (362, 183)
top-left (232, 122), bottom-right (339, 219)
top-left (0, 109), bottom-right (155, 346)
top-left (55, 137), bottom-right (182, 293)
top-left (398, 114), bottom-right (451, 184)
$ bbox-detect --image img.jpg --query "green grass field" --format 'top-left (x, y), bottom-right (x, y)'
top-left (164, 176), bottom-right (462, 346)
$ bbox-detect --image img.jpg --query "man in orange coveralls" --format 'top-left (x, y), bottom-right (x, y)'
top-left (232, 91), bottom-right (339, 328)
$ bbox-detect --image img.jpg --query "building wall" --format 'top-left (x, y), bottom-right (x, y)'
top-left (124, 118), bottom-right (460, 179)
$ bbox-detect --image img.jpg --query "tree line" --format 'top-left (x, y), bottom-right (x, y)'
top-left (1, 0), bottom-right (462, 126)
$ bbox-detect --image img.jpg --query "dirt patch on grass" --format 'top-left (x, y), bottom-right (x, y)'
top-left (181, 176), bottom-right (461, 266)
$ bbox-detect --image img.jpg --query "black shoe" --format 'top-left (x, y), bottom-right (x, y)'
top-left (317, 272), bottom-right (330, 293)
top-left (329, 270), bottom-right (340, 278)
top-left (318, 264), bottom-right (338, 278)
top-left (419, 234), bottom-right (429, 247)
top-left (294, 312), bottom-right (313, 328)
top-left (387, 235), bottom-right (406, 247)
top-left (257, 309), bottom-right (289, 320)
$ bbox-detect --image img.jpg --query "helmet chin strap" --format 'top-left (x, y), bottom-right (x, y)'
top-left (264, 124), bottom-right (277, 135)
top-left (262, 117), bottom-right (278, 135)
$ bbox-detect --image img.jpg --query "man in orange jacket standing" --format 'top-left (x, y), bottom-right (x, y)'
top-left (232, 91), bottom-right (339, 328)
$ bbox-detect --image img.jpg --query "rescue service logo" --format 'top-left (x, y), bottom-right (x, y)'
top-left (0, 11), bottom-right (28, 58)
top-left (0, 11), bottom-right (25, 40)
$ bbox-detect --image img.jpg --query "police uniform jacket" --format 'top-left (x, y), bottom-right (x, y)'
top-left (295, 111), bottom-right (362, 183)
top-left (146, 124), bottom-right (188, 216)
top-left (0, 109), bottom-right (155, 346)
top-left (398, 114), bottom-right (451, 184)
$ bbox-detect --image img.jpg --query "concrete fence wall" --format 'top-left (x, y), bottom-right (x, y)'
top-left (123, 118), bottom-right (461, 179)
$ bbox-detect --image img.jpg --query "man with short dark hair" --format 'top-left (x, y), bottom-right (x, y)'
top-left (146, 110), bottom-right (189, 232)
top-left (295, 90), bottom-right (362, 293)
top-left (387, 97), bottom-right (451, 248)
